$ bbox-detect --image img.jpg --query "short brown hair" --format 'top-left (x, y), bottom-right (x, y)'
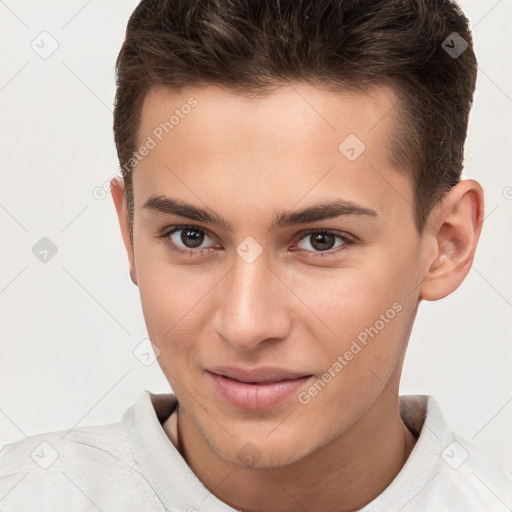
top-left (113, 0), bottom-right (477, 236)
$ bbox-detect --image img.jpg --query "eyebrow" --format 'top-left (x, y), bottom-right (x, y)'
top-left (142, 194), bottom-right (378, 232)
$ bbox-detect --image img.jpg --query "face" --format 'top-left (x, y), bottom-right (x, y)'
top-left (119, 82), bottom-right (429, 468)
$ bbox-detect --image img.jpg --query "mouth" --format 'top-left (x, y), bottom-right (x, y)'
top-left (206, 366), bottom-right (313, 410)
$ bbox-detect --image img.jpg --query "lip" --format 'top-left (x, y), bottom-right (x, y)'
top-left (206, 366), bottom-right (313, 410)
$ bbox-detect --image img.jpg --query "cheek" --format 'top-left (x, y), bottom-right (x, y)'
top-left (292, 259), bottom-right (412, 379)
top-left (293, 262), bottom-right (404, 328)
top-left (295, 290), bottom-right (411, 424)
top-left (135, 238), bottom-right (199, 325)
top-left (134, 252), bottom-right (217, 370)
top-left (136, 269), bottom-right (202, 393)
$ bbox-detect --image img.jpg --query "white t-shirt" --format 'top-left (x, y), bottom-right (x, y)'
top-left (1, 391), bottom-right (511, 511)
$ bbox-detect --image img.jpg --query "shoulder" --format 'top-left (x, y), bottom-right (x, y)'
top-left (370, 394), bottom-right (512, 511)
top-left (0, 422), bottom-right (165, 511)
top-left (419, 395), bottom-right (512, 504)
top-left (1, 421), bottom-right (131, 475)
top-left (419, 395), bottom-right (512, 509)
top-left (434, 432), bottom-right (512, 509)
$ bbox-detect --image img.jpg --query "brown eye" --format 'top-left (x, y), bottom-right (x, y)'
top-left (179, 228), bottom-right (205, 248)
top-left (161, 225), bottom-right (218, 254)
top-left (296, 230), bottom-right (353, 254)
top-left (308, 232), bottom-right (336, 251)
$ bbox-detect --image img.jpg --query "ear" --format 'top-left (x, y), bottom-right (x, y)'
top-left (419, 179), bottom-right (484, 301)
top-left (110, 177), bottom-right (138, 286)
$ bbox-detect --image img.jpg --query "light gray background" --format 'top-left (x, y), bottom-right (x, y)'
top-left (1, 0), bottom-right (511, 472)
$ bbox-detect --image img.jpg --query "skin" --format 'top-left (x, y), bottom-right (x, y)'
top-left (111, 82), bottom-right (484, 512)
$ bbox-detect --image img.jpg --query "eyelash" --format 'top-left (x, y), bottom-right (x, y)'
top-left (157, 224), bottom-right (356, 258)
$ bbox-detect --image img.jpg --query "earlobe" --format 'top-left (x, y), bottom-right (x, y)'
top-left (420, 180), bottom-right (484, 301)
top-left (110, 176), bottom-right (138, 286)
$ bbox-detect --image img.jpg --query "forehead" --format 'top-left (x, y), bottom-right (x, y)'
top-left (138, 81), bottom-right (400, 151)
top-left (133, 82), bottom-right (412, 225)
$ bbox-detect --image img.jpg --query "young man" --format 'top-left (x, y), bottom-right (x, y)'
top-left (1, 0), bottom-right (511, 510)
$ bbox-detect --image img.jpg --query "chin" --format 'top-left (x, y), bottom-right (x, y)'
top-left (205, 424), bottom-right (318, 470)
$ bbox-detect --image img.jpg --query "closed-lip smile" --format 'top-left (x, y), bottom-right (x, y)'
top-left (206, 366), bottom-right (313, 410)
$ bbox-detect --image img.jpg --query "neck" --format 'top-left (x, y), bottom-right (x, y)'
top-left (172, 388), bottom-right (417, 512)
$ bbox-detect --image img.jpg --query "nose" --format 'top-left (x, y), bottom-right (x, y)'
top-left (214, 248), bottom-right (293, 352)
